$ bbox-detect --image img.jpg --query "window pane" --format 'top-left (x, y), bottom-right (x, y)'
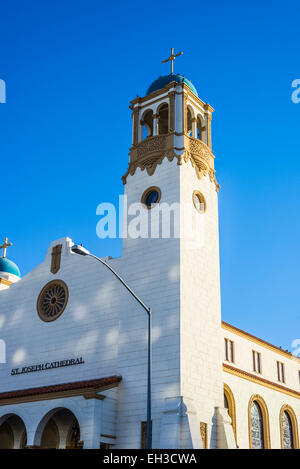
top-left (225, 339), bottom-right (228, 361)
top-left (282, 412), bottom-right (293, 449)
top-left (281, 363), bottom-right (285, 383)
top-left (230, 341), bottom-right (234, 362)
top-left (251, 402), bottom-right (264, 449)
top-left (253, 351), bottom-right (256, 372)
top-left (257, 354), bottom-right (261, 373)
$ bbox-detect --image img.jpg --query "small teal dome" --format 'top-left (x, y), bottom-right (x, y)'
top-left (146, 74), bottom-right (198, 97)
top-left (0, 258), bottom-right (21, 277)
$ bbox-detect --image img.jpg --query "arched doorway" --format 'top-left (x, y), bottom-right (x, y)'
top-left (0, 421), bottom-right (14, 449)
top-left (0, 414), bottom-right (27, 449)
top-left (66, 417), bottom-right (82, 449)
top-left (40, 418), bottom-right (59, 449)
top-left (37, 408), bottom-right (82, 449)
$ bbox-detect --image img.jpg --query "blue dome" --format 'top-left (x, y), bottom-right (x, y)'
top-left (146, 74), bottom-right (198, 97)
top-left (0, 258), bottom-right (21, 277)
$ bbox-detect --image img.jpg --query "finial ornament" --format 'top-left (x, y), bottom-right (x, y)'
top-left (162, 48), bottom-right (183, 75)
top-left (0, 237), bottom-right (12, 258)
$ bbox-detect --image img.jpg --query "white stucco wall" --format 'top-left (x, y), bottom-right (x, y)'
top-left (221, 325), bottom-right (300, 449)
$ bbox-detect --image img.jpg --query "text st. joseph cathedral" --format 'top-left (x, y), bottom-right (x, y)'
top-left (0, 51), bottom-right (299, 449)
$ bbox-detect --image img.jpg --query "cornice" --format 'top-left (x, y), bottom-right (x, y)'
top-left (0, 376), bottom-right (122, 406)
top-left (222, 321), bottom-right (300, 363)
top-left (129, 82), bottom-right (214, 114)
top-left (130, 81), bottom-right (177, 107)
top-left (223, 363), bottom-right (300, 399)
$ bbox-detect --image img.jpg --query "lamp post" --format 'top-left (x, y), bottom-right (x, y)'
top-left (71, 244), bottom-right (152, 449)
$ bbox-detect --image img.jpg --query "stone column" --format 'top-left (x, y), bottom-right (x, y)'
top-left (191, 117), bottom-right (197, 138)
top-left (206, 113), bottom-right (212, 148)
top-left (153, 114), bottom-right (159, 136)
top-left (182, 92), bottom-right (187, 135)
top-left (80, 399), bottom-right (103, 449)
top-left (132, 106), bottom-right (140, 145)
top-left (168, 91), bottom-right (176, 132)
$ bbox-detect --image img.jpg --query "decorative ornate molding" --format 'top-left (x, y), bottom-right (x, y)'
top-left (51, 244), bottom-right (62, 274)
top-left (37, 279), bottom-right (69, 323)
top-left (179, 136), bottom-right (220, 192)
top-left (122, 134), bottom-right (175, 183)
top-left (223, 363), bottom-right (300, 398)
top-left (200, 422), bottom-right (207, 449)
top-left (122, 134), bottom-right (220, 192)
top-left (135, 134), bottom-right (167, 159)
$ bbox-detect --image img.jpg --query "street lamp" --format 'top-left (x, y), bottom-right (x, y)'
top-left (71, 244), bottom-right (152, 449)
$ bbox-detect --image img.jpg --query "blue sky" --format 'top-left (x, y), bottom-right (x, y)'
top-left (0, 0), bottom-right (299, 351)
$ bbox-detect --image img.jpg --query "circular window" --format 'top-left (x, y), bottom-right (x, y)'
top-left (193, 190), bottom-right (207, 213)
top-left (141, 186), bottom-right (161, 209)
top-left (37, 280), bottom-right (69, 322)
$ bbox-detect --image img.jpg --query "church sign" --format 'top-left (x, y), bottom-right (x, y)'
top-left (11, 357), bottom-right (84, 376)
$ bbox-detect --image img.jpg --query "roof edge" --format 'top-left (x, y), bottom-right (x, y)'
top-left (222, 321), bottom-right (300, 362)
top-left (0, 376), bottom-right (122, 405)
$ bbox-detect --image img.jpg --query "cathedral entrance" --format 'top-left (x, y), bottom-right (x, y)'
top-left (0, 414), bottom-right (27, 449)
top-left (66, 417), bottom-right (82, 449)
top-left (38, 408), bottom-right (82, 449)
top-left (40, 418), bottom-right (59, 449)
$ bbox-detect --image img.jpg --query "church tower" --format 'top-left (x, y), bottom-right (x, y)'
top-left (116, 50), bottom-right (235, 449)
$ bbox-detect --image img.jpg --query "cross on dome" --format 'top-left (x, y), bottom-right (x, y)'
top-left (161, 47), bottom-right (183, 75)
top-left (0, 237), bottom-right (12, 259)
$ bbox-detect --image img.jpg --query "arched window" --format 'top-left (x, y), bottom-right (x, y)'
top-left (187, 107), bottom-right (193, 136)
top-left (280, 405), bottom-right (299, 449)
top-left (197, 116), bottom-right (204, 140)
top-left (248, 395), bottom-right (271, 449)
top-left (224, 384), bottom-right (237, 443)
top-left (282, 411), bottom-right (293, 448)
top-left (158, 103), bottom-right (169, 135)
top-left (142, 110), bottom-right (153, 139)
top-left (250, 401), bottom-right (264, 449)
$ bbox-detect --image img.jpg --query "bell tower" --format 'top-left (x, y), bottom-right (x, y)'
top-left (116, 51), bottom-right (235, 449)
top-left (122, 49), bottom-right (219, 192)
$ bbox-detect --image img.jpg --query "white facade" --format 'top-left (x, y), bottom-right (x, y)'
top-left (0, 75), bottom-right (299, 449)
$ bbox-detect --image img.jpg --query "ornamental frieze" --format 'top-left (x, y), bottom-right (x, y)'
top-left (130, 134), bottom-right (169, 162)
top-left (187, 136), bottom-right (212, 163)
top-left (122, 133), bottom-right (220, 192)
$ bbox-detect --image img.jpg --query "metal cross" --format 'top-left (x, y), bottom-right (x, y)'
top-left (0, 237), bottom-right (12, 258)
top-left (162, 48), bottom-right (183, 75)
